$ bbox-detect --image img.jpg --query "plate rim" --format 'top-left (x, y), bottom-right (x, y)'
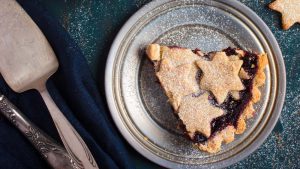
top-left (105, 0), bottom-right (286, 168)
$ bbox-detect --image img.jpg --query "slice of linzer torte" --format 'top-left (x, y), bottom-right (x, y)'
top-left (146, 44), bottom-right (268, 153)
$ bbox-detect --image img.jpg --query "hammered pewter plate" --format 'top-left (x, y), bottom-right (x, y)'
top-left (105, 0), bottom-right (286, 168)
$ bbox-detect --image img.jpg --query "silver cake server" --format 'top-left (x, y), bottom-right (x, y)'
top-left (0, 1), bottom-right (98, 168)
top-left (0, 94), bottom-right (74, 169)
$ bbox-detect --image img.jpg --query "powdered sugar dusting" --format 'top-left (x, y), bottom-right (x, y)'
top-left (126, 0), bottom-right (272, 166)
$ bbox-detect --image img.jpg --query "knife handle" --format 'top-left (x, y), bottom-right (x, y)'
top-left (0, 95), bottom-right (75, 169)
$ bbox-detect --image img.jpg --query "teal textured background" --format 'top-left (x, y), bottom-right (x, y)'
top-left (40, 0), bottom-right (299, 168)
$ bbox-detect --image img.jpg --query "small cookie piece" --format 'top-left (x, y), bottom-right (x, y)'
top-left (146, 44), bottom-right (161, 61)
top-left (269, 0), bottom-right (300, 30)
top-left (230, 91), bottom-right (241, 100)
top-left (239, 68), bottom-right (251, 79)
top-left (196, 52), bottom-right (244, 104)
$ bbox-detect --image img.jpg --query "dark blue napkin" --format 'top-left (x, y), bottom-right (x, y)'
top-left (0, 0), bottom-right (133, 169)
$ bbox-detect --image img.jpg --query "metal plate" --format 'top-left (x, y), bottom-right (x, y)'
top-left (105, 0), bottom-right (286, 168)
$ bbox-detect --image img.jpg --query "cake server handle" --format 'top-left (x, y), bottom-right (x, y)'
top-left (0, 95), bottom-right (75, 169)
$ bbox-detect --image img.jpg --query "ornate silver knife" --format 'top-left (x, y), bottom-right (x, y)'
top-left (0, 94), bottom-right (75, 169)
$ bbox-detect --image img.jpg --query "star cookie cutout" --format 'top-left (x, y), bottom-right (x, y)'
top-left (269, 0), bottom-right (300, 30)
top-left (178, 93), bottom-right (224, 138)
top-left (156, 59), bottom-right (198, 110)
top-left (196, 52), bottom-right (244, 104)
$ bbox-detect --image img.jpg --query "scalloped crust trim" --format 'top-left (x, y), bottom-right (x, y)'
top-left (198, 126), bottom-right (236, 153)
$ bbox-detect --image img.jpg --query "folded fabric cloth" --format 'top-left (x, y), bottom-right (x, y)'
top-left (0, 0), bottom-right (133, 169)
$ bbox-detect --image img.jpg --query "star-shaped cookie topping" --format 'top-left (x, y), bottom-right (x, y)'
top-left (269, 0), bottom-right (300, 30)
top-left (156, 59), bottom-right (198, 110)
top-left (196, 52), bottom-right (244, 104)
top-left (178, 93), bottom-right (224, 138)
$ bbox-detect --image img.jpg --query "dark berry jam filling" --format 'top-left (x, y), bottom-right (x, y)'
top-left (210, 80), bottom-right (253, 134)
top-left (241, 51), bottom-right (259, 77)
top-left (193, 132), bottom-right (208, 142)
top-left (191, 48), bottom-right (259, 143)
top-left (195, 69), bottom-right (202, 82)
top-left (223, 47), bottom-right (238, 56)
top-left (192, 48), bottom-right (201, 54)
